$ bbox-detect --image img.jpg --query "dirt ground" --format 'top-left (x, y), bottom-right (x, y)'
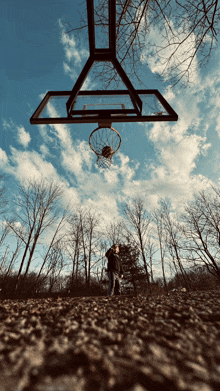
top-left (0, 290), bottom-right (220, 391)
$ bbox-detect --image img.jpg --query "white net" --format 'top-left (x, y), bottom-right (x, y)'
top-left (89, 126), bottom-right (121, 169)
top-left (97, 154), bottom-right (113, 169)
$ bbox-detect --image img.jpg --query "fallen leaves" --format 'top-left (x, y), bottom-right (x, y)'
top-left (0, 290), bottom-right (220, 390)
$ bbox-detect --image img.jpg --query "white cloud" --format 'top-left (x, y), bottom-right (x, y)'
top-left (40, 145), bottom-right (50, 157)
top-left (63, 63), bottom-right (96, 89)
top-left (2, 119), bottom-right (14, 130)
top-left (115, 153), bottom-right (138, 181)
top-left (17, 126), bottom-right (31, 148)
top-left (46, 102), bottom-right (72, 148)
top-left (201, 142), bottom-right (211, 156)
top-left (38, 124), bottom-right (54, 144)
top-left (13, 221), bottom-right (22, 229)
top-left (58, 20), bottom-right (96, 90)
top-left (61, 141), bottom-right (93, 177)
top-left (59, 20), bottom-right (89, 66)
top-left (104, 169), bottom-right (119, 185)
top-left (83, 193), bottom-right (121, 226)
top-left (82, 76), bottom-right (95, 91)
top-left (43, 99), bottom-right (94, 176)
top-left (2, 120), bottom-right (31, 148)
top-left (0, 148), bottom-right (8, 165)
top-left (158, 134), bottom-right (210, 177)
top-left (131, 72), bottom-right (218, 212)
top-left (62, 186), bottom-right (81, 207)
top-left (144, 138), bottom-right (211, 211)
top-left (63, 62), bottom-right (78, 81)
top-left (9, 148), bottom-right (61, 184)
top-left (141, 21), bottom-right (199, 85)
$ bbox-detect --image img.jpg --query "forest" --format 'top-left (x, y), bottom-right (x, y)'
top-left (0, 176), bottom-right (220, 299)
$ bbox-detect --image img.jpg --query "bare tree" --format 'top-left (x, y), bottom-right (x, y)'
top-left (0, 223), bottom-right (11, 276)
top-left (0, 237), bottom-right (23, 297)
top-left (44, 241), bottom-right (67, 293)
top-left (64, 0), bottom-right (220, 87)
top-left (105, 220), bottom-right (125, 246)
top-left (36, 207), bottom-right (70, 282)
top-left (67, 209), bottom-right (87, 286)
top-left (152, 208), bottom-right (168, 292)
top-left (6, 178), bottom-right (64, 291)
top-left (182, 189), bottom-right (220, 280)
top-left (123, 198), bottom-right (151, 286)
top-left (145, 234), bottom-right (157, 283)
top-left (0, 222), bottom-right (10, 249)
top-left (0, 175), bottom-right (8, 216)
top-left (85, 209), bottom-right (103, 286)
top-left (66, 217), bottom-right (82, 284)
top-left (4, 238), bottom-right (23, 278)
top-left (67, 206), bottom-right (103, 288)
top-left (0, 246), bottom-right (9, 274)
top-left (160, 200), bottom-right (191, 289)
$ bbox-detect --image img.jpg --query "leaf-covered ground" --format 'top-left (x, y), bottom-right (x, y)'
top-left (0, 290), bottom-right (220, 391)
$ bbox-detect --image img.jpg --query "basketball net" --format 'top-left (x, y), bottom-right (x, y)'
top-left (89, 125), bottom-right (121, 169)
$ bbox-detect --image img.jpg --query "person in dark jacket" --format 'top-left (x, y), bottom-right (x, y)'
top-left (105, 244), bottom-right (124, 296)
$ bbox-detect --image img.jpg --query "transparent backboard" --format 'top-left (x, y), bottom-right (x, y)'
top-left (30, 90), bottom-right (178, 124)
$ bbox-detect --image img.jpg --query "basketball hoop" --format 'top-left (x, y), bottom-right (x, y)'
top-left (30, 0), bottom-right (178, 171)
top-left (89, 126), bottom-right (121, 169)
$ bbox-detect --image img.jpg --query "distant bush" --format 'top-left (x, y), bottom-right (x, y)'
top-left (1, 264), bottom-right (219, 301)
top-left (64, 274), bottom-right (107, 297)
top-left (168, 267), bottom-right (220, 292)
top-left (0, 272), bottom-right (47, 299)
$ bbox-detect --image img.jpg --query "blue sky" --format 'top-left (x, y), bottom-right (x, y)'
top-left (1, 0), bottom-right (220, 279)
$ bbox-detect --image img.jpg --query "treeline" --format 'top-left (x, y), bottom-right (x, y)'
top-left (0, 177), bottom-right (220, 298)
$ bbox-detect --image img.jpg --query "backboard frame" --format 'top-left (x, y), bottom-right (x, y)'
top-left (30, 89), bottom-right (178, 125)
top-left (65, 0), bottom-right (143, 116)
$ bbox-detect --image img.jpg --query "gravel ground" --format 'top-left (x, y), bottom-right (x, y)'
top-left (0, 290), bottom-right (220, 391)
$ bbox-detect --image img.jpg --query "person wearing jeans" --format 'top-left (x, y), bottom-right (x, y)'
top-left (105, 244), bottom-right (124, 296)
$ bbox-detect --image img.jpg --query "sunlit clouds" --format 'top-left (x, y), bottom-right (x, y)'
top-left (0, 148), bottom-right (8, 165)
top-left (59, 19), bottom-right (89, 65)
top-left (17, 126), bottom-right (31, 148)
top-left (9, 148), bottom-right (59, 183)
top-left (142, 21), bottom-right (200, 85)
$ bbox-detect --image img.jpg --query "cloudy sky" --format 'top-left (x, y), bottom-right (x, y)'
top-left (1, 0), bottom-right (220, 278)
